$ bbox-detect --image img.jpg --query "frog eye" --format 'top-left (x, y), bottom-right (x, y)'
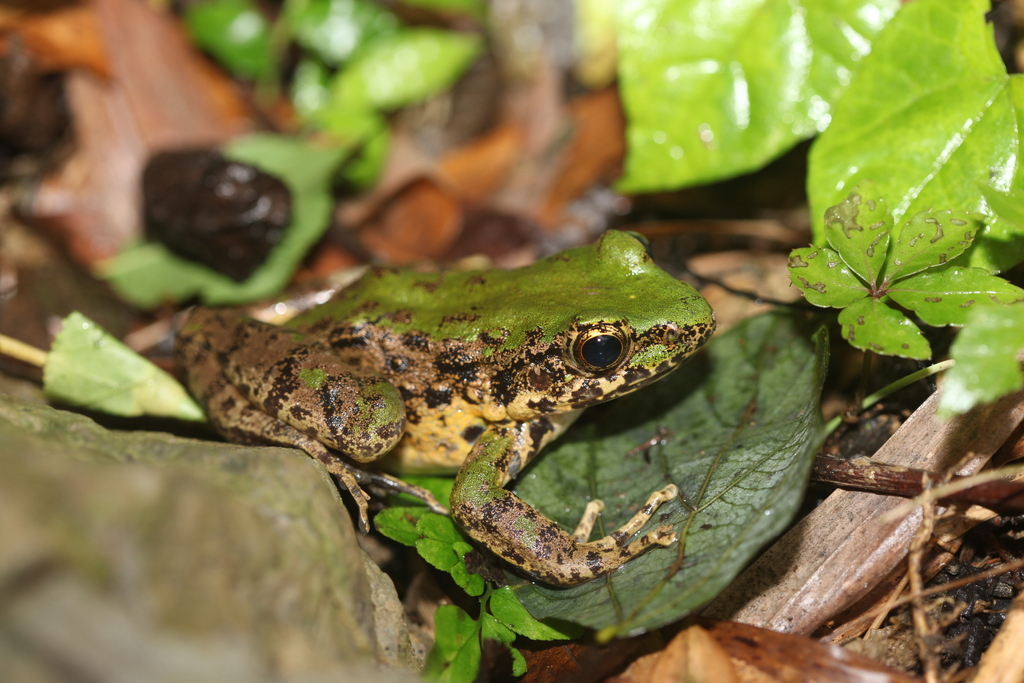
top-left (572, 325), bottom-right (630, 372)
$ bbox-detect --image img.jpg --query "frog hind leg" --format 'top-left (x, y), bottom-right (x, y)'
top-left (450, 424), bottom-right (678, 587)
top-left (178, 315), bottom-right (375, 530)
top-left (181, 308), bottom-right (405, 464)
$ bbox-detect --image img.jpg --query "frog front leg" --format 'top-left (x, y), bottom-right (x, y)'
top-left (450, 422), bottom-right (678, 587)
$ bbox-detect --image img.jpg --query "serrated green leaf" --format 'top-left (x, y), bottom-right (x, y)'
top-left (449, 555), bottom-right (485, 597)
top-left (808, 0), bottom-right (1024, 273)
top-left (43, 312), bottom-right (205, 421)
top-left (885, 211), bottom-right (981, 283)
top-left (887, 267), bottom-right (1024, 327)
top-left (374, 506), bottom-right (430, 546)
top-left (480, 612), bottom-right (515, 645)
top-left (508, 647), bottom-right (527, 677)
top-left (423, 605), bottom-right (481, 683)
top-left (417, 510), bottom-right (464, 544)
top-left (939, 304), bottom-right (1024, 416)
top-left (283, 0), bottom-right (398, 66)
top-left (99, 134), bottom-right (347, 308)
top-left (822, 183), bottom-right (892, 287)
top-left (787, 245), bottom-right (868, 308)
top-left (837, 297), bottom-right (930, 359)
top-left (416, 538), bottom-right (460, 571)
top-left (488, 587), bottom-right (578, 640)
top-left (329, 28), bottom-right (482, 113)
top-left (511, 312), bottom-right (827, 635)
top-left (617, 0), bottom-right (899, 192)
top-left (185, 0), bottom-right (272, 79)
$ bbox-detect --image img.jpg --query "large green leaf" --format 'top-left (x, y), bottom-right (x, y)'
top-left (616, 0), bottom-right (899, 192)
top-left (99, 134), bottom-right (347, 308)
top-left (940, 303), bottom-right (1024, 417)
top-left (808, 0), bottom-right (1024, 273)
top-left (509, 312), bottom-right (827, 635)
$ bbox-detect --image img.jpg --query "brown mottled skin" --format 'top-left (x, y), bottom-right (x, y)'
top-left (176, 231), bottom-right (715, 586)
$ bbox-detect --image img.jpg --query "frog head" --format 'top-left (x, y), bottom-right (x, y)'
top-left (492, 231), bottom-right (716, 420)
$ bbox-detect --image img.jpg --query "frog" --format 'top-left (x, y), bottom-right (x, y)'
top-left (176, 230), bottom-right (715, 587)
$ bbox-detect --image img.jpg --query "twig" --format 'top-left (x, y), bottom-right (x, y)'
top-left (0, 333), bottom-right (47, 367)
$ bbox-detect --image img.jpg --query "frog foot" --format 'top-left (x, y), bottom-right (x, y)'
top-left (575, 485), bottom-right (679, 550)
top-left (364, 471), bottom-right (449, 515)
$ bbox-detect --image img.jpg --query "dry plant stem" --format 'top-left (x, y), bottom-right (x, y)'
top-left (909, 486), bottom-right (940, 683)
top-left (0, 333), bottom-right (47, 367)
top-left (812, 455), bottom-right (1024, 514)
top-left (970, 586), bottom-right (1024, 683)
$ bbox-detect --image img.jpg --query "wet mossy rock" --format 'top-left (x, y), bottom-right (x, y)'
top-left (0, 394), bottom-right (419, 683)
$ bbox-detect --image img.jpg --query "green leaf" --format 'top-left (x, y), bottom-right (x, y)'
top-left (508, 646), bottom-right (527, 677)
top-left (939, 304), bottom-right (1024, 416)
top-left (616, 0), bottom-right (899, 192)
top-left (99, 134), bottom-right (348, 308)
top-left (787, 245), bottom-right (868, 308)
top-left (885, 211), bottom-right (981, 283)
top-left (837, 297), bottom-right (930, 359)
top-left (290, 58), bottom-right (332, 120)
top-left (510, 312), bottom-right (827, 635)
top-left (329, 28), bottom-right (482, 113)
top-left (399, 0), bottom-right (485, 17)
top-left (185, 0), bottom-right (272, 79)
top-left (423, 605), bottom-right (482, 683)
top-left (374, 506), bottom-right (431, 546)
top-left (488, 587), bottom-right (578, 640)
top-left (416, 511), bottom-right (465, 544)
top-left (43, 312), bottom-right (205, 422)
top-left (822, 183), bottom-right (892, 287)
top-left (480, 612), bottom-right (515, 645)
top-left (808, 0), bottom-right (1024, 273)
top-left (283, 0), bottom-right (398, 66)
top-left (887, 267), bottom-right (1024, 327)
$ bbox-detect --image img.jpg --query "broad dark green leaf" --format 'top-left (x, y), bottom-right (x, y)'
top-left (822, 183), bottom-right (891, 287)
top-left (617, 0), bottom-right (899, 192)
top-left (837, 296), bottom-right (930, 359)
top-left (885, 211), bottom-right (981, 283)
top-left (185, 0), bottom-right (272, 79)
top-left (509, 312), bottom-right (827, 635)
top-left (99, 134), bottom-right (347, 308)
top-left (43, 312), bottom-right (204, 421)
top-left (788, 245), bottom-right (868, 307)
top-left (887, 267), bottom-right (1024, 327)
top-left (940, 303), bottom-right (1024, 417)
top-left (808, 0), bottom-right (1024, 273)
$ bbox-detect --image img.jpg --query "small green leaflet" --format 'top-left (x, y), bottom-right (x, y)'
top-left (43, 312), bottom-right (204, 422)
top-left (375, 508), bottom-right (576, 682)
top-left (789, 183), bottom-right (1024, 359)
top-left (185, 0), bottom-right (272, 80)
